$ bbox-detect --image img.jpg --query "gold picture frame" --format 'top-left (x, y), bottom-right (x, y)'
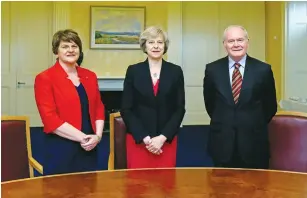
top-left (90, 6), bottom-right (146, 49)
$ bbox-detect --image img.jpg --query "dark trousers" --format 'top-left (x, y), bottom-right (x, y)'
top-left (214, 132), bottom-right (269, 169)
top-left (43, 134), bottom-right (98, 176)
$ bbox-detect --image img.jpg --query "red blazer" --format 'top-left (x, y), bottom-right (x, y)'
top-left (34, 61), bottom-right (105, 134)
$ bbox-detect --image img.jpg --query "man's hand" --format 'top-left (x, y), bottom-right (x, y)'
top-left (81, 135), bottom-right (100, 151)
top-left (146, 135), bottom-right (167, 155)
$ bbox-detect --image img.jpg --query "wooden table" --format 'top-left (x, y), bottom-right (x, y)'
top-left (2, 168), bottom-right (307, 198)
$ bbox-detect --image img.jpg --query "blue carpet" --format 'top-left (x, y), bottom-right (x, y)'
top-left (176, 126), bottom-right (213, 167)
top-left (30, 126), bottom-right (213, 176)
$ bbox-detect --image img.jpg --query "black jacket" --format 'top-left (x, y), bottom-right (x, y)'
top-left (121, 59), bottom-right (186, 144)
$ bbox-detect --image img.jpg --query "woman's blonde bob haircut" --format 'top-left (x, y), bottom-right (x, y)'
top-left (139, 26), bottom-right (170, 54)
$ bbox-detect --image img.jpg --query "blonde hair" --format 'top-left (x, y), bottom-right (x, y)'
top-left (139, 26), bottom-right (169, 54)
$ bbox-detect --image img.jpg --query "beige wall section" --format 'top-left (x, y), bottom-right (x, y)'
top-left (182, 1), bottom-right (266, 125)
top-left (69, 1), bottom-right (168, 77)
top-left (218, 2), bottom-right (266, 61)
top-left (265, 2), bottom-right (284, 103)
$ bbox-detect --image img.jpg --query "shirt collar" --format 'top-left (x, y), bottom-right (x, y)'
top-left (228, 54), bottom-right (247, 69)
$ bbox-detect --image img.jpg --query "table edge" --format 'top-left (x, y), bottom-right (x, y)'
top-left (2, 167), bottom-right (307, 185)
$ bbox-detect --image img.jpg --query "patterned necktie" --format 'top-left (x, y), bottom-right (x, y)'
top-left (232, 63), bottom-right (242, 104)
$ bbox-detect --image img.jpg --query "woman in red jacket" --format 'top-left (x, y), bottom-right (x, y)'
top-left (34, 29), bottom-right (105, 175)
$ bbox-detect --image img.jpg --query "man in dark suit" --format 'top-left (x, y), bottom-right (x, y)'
top-left (203, 25), bottom-right (277, 169)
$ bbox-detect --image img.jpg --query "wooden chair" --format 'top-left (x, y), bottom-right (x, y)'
top-left (268, 111), bottom-right (307, 172)
top-left (108, 112), bottom-right (127, 170)
top-left (1, 116), bottom-right (43, 181)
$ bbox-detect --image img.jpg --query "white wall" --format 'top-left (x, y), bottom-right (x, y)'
top-left (285, 2), bottom-right (307, 100)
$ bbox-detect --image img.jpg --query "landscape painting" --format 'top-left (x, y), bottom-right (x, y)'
top-left (90, 6), bottom-right (146, 49)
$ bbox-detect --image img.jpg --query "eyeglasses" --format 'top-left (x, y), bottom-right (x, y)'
top-left (226, 38), bottom-right (246, 45)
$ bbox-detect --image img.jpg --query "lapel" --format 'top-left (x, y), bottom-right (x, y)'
top-left (139, 59), bottom-right (155, 99)
top-left (76, 65), bottom-right (98, 103)
top-left (51, 62), bottom-right (79, 108)
top-left (236, 55), bottom-right (254, 106)
top-left (219, 55), bottom-right (254, 107)
top-left (53, 61), bottom-right (89, 99)
top-left (219, 57), bottom-right (235, 106)
top-left (139, 58), bottom-right (171, 100)
top-left (156, 59), bottom-right (171, 98)
top-left (53, 61), bottom-right (75, 90)
top-left (53, 60), bottom-right (69, 79)
top-left (76, 66), bottom-right (89, 87)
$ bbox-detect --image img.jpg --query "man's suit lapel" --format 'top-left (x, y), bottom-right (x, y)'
top-left (219, 55), bottom-right (254, 106)
top-left (237, 55), bottom-right (253, 106)
top-left (219, 57), bottom-right (235, 106)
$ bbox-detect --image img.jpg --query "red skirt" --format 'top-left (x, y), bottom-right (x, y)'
top-left (126, 133), bottom-right (177, 169)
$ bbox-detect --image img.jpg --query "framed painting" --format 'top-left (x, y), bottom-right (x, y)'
top-left (90, 6), bottom-right (146, 49)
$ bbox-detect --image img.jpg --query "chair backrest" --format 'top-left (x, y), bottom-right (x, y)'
top-left (1, 116), bottom-right (30, 181)
top-left (108, 112), bottom-right (127, 170)
top-left (268, 111), bottom-right (307, 173)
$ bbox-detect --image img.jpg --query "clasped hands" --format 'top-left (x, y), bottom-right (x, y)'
top-left (143, 135), bottom-right (167, 155)
top-left (80, 134), bottom-right (101, 151)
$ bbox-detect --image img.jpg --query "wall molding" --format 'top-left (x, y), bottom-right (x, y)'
top-left (166, 2), bottom-right (183, 68)
top-left (52, 2), bottom-right (71, 63)
top-left (53, 2), bottom-right (71, 31)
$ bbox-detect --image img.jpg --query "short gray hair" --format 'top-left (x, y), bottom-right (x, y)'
top-left (139, 26), bottom-right (170, 54)
top-left (223, 25), bottom-right (249, 42)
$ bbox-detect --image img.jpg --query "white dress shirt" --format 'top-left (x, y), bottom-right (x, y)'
top-left (228, 55), bottom-right (247, 85)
